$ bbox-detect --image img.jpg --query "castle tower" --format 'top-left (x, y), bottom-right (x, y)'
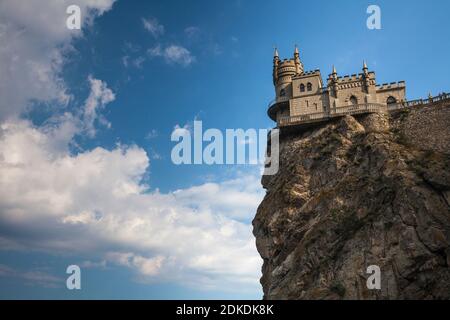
top-left (273, 46), bottom-right (304, 99)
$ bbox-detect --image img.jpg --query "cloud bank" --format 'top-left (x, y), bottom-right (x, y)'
top-left (0, 0), bottom-right (263, 292)
top-left (0, 113), bottom-right (263, 288)
top-left (0, 0), bottom-right (117, 120)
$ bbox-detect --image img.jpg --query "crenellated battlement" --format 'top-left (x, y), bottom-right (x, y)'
top-left (303, 69), bottom-right (321, 75)
top-left (334, 71), bottom-right (375, 82)
top-left (376, 81), bottom-right (406, 91)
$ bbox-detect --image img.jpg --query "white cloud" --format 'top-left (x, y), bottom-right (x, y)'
top-left (122, 42), bottom-right (146, 69)
top-left (0, 0), bottom-right (116, 120)
top-left (173, 177), bottom-right (263, 220)
top-left (164, 45), bottom-right (195, 66)
top-left (132, 56), bottom-right (146, 69)
top-left (0, 264), bottom-right (63, 288)
top-left (148, 44), bottom-right (195, 67)
top-left (142, 17), bottom-right (164, 38)
top-left (0, 115), bottom-right (263, 290)
top-left (80, 259), bottom-right (107, 269)
top-left (184, 26), bottom-right (201, 40)
top-left (0, 1), bottom-right (263, 293)
top-left (147, 44), bottom-right (163, 57)
top-left (83, 76), bottom-right (115, 136)
top-left (107, 252), bottom-right (165, 277)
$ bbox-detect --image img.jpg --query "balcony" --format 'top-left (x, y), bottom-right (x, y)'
top-left (267, 96), bottom-right (290, 121)
top-left (269, 93), bottom-right (449, 128)
top-left (277, 103), bottom-right (386, 127)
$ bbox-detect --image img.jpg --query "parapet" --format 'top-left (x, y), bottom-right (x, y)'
top-left (335, 72), bottom-right (374, 82)
top-left (376, 81), bottom-right (406, 91)
top-left (293, 69), bottom-right (321, 78)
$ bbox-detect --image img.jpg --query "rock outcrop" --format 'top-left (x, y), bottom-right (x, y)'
top-left (253, 103), bottom-right (450, 299)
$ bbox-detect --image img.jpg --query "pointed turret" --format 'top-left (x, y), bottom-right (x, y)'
top-left (362, 61), bottom-right (370, 93)
top-left (293, 45), bottom-right (302, 74)
top-left (273, 47), bottom-right (280, 85)
top-left (362, 60), bottom-right (368, 74)
top-left (331, 65), bottom-right (337, 80)
top-left (329, 65), bottom-right (338, 97)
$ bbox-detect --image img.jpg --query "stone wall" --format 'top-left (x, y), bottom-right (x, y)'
top-left (390, 102), bottom-right (450, 154)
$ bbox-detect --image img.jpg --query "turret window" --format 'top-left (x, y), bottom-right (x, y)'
top-left (307, 82), bottom-right (312, 91)
top-left (350, 96), bottom-right (358, 105)
top-left (279, 88), bottom-right (286, 97)
top-left (300, 84), bottom-right (305, 92)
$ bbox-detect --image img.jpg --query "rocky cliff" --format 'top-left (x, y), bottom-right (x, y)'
top-left (253, 102), bottom-right (450, 299)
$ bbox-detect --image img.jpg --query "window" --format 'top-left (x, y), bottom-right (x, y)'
top-left (300, 84), bottom-right (305, 92)
top-left (280, 88), bottom-right (286, 97)
top-left (307, 82), bottom-right (312, 91)
top-left (349, 96), bottom-right (358, 105)
top-left (387, 96), bottom-right (397, 105)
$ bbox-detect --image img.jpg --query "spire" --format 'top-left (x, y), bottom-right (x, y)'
top-left (293, 45), bottom-right (302, 74)
top-left (332, 65), bottom-right (337, 75)
top-left (363, 60), bottom-right (368, 69)
top-left (330, 65), bottom-right (338, 82)
top-left (273, 47), bottom-right (279, 85)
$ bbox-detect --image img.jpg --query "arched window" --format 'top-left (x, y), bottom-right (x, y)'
top-left (300, 84), bottom-right (305, 92)
top-left (387, 96), bottom-right (397, 105)
top-left (307, 82), bottom-right (312, 91)
top-left (349, 96), bottom-right (358, 105)
top-left (279, 88), bottom-right (286, 97)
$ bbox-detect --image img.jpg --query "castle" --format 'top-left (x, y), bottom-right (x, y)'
top-left (268, 46), bottom-right (407, 128)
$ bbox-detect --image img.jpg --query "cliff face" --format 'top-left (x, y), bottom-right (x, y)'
top-left (253, 103), bottom-right (450, 299)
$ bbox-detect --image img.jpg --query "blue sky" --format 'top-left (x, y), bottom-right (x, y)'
top-left (0, 0), bottom-right (449, 299)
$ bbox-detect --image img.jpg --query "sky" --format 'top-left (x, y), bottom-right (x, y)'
top-left (0, 0), bottom-right (449, 299)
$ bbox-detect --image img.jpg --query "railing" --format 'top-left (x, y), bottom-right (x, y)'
top-left (278, 111), bottom-right (327, 126)
top-left (388, 92), bottom-right (450, 111)
top-left (428, 92), bottom-right (450, 103)
top-left (271, 92), bottom-right (450, 127)
top-left (278, 103), bottom-right (386, 127)
top-left (332, 103), bottom-right (386, 115)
